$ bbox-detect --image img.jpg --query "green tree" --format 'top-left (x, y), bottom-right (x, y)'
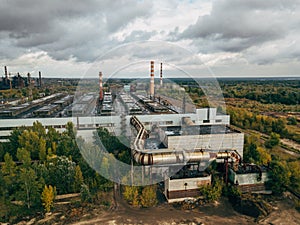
top-left (1, 153), bottom-right (17, 201)
top-left (80, 184), bottom-right (92, 203)
top-left (287, 117), bottom-right (297, 125)
top-left (16, 148), bottom-right (43, 208)
top-left (123, 185), bottom-right (140, 207)
top-left (73, 165), bottom-right (84, 192)
top-left (47, 156), bottom-right (76, 194)
top-left (288, 161), bottom-right (300, 193)
top-left (18, 130), bottom-right (47, 160)
top-left (265, 132), bottom-right (280, 148)
top-left (256, 147), bottom-right (271, 165)
top-left (267, 160), bottom-right (291, 195)
top-left (140, 185), bottom-right (158, 208)
top-left (38, 138), bottom-right (47, 161)
top-left (199, 177), bottom-right (223, 202)
top-left (16, 148), bottom-right (31, 168)
top-left (41, 185), bottom-right (56, 212)
top-left (18, 167), bottom-right (43, 209)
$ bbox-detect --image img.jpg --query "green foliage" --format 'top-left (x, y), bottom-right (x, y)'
top-left (199, 177), bottom-right (223, 202)
top-left (227, 107), bottom-right (297, 143)
top-left (18, 130), bottom-right (47, 160)
top-left (41, 185), bottom-right (56, 212)
top-left (288, 161), bottom-right (300, 193)
top-left (140, 185), bottom-right (158, 208)
top-left (73, 165), bottom-right (84, 192)
top-left (47, 156), bottom-right (76, 194)
top-left (1, 153), bottom-right (17, 200)
top-left (80, 184), bottom-right (92, 203)
top-left (221, 80), bottom-right (299, 105)
top-left (16, 148), bottom-right (31, 168)
top-left (223, 185), bottom-right (241, 205)
top-left (244, 135), bottom-right (271, 165)
top-left (266, 160), bottom-right (291, 195)
top-left (17, 167), bottom-right (44, 209)
top-left (123, 185), bottom-right (140, 207)
top-left (287, 116), bottom-right (297, 125)
top-left (265, 132), bottom-right (280, 149)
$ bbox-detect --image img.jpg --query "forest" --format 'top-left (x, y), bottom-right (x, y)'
top-left (0, 122), bottom-right (159, 223)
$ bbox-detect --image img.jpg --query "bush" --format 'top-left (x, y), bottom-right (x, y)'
top-left (140, 185), bottom-right (158, 208)
top-left (199, 178), bottom-right (223, 202)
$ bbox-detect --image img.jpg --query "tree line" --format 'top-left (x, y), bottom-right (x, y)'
top-left (0, 122), bottom-right (159, 223)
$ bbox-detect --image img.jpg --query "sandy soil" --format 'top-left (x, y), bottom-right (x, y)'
top-left (70, 199), bottom-right (256, 225)
top-left (17, 192), bottom-right (300, 225)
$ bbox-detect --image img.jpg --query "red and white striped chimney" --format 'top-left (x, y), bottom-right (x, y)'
top-left (99, 72), bottom-right (103, 101)
top-left (150, 61), bottom-right (155, 97)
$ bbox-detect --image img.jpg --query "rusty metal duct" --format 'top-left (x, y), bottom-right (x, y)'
top-left (150, 61), bottom-right (155, 98)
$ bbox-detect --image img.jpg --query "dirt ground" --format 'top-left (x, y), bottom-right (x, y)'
top-left (65, 195), bottom-right (299, 225)
top-left (15, 193), bottom-right (300, 225)
top-left (69, 198), bottom-right (256, 225)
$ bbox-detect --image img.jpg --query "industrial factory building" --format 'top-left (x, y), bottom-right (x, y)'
top-left (0, 61), bottom-right (271, 203)
top-left (129, 109), bottom-right (245, 202)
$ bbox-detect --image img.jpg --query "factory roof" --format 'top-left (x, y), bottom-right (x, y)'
top-left (161, 125), bottom-right (237, 136)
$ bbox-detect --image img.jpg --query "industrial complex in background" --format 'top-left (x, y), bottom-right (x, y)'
top-left (0, 62), bottom-right (270, 202)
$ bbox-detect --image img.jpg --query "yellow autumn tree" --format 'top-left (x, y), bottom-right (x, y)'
top-left (41, 185), bottom-right (56, 212)
top-left (140, 185), bottom-right (158, 208)
top-left (123, 185), bottom-right (140, 207)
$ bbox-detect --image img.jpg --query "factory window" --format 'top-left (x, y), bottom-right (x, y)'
top-left (0, 127), bottom-right (14, 130)
top-left (203, 120), bottom-right (210, 123)
top-left (166, 121), bottom-right (173, 125)
top-left (216, 119), bottom-right (222, 123)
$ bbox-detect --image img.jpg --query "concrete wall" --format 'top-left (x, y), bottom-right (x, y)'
top-left (229, 169), bottom-right (269, 185)
top-left (167, 133), bottom-right (244, 157)
top-left (165, 175), bottom-right (211, 192)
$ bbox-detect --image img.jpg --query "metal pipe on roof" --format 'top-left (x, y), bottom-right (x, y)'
top-left (130, 115), bottom-right (240, 166)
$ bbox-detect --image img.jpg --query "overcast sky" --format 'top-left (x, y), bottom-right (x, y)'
top-left (0, 0), bottom-right (300, 78)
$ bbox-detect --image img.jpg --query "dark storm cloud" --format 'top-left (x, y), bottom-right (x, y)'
top-left (178, 0), bottom-right (300, 53)
top-left (0, 0), bottom-right (153, 61)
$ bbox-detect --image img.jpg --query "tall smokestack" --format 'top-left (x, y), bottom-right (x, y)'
top-left (150, 61), bottom-right (155, 98)
top-left (39, 71), bottom-right (42, 88)
top-left (9, 73), bottom-right (12, 90)
top-left (27, 72), bottom-right (32, 100)
top-left (160, 62), bottom-right (163, 86)
top-left (4, 66), bottom-right (8, 78)
top-left (27, 72), bottom-right (31, 85)
top-left (99, 71), bottom-right (103, 101)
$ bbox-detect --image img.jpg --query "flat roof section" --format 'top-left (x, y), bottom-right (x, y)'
top-left (162, 125), bottom-right (239, 136)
